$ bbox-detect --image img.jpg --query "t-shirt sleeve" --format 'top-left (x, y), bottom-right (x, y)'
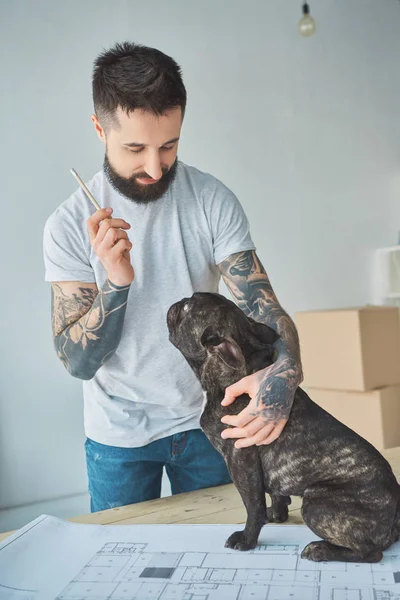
top-left (206, 180), bottom-right (256, 265)
top-left (43, 208), bottom-right (96, 283)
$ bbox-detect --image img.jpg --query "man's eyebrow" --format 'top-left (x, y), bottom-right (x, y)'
top-left (122, 137), bottom-right (180, 148)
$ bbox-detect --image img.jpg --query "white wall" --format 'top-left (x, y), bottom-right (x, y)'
top-left (1, 0), bottom-right (400, 524)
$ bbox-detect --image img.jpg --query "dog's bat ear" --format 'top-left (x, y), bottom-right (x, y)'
top-left (248, 318), bottom-right (279, 347)
top-left (201, 326), bottom-right (245, 370)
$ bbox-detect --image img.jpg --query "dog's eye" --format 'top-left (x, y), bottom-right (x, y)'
top-left (182, 303), bottom-right (189, 312)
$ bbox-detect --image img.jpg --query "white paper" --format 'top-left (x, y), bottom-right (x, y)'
top-left (1, 514), bottom-right (400, 599)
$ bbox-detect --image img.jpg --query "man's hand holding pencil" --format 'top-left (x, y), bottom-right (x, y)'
top-left (87, 208), bottom-right (134, 288)
top-left (70, 168), bottom-right (134, 288)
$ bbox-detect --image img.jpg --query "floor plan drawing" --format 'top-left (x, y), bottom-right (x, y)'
top-left (2, 516), bottom-right (400, 600)
top-left (56, 539), bottom-right (400, 600)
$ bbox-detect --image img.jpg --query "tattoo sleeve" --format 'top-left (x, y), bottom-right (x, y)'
top-left (51, 279), bottom-right (130, 380)
top-left (218, 250), bottom-right (303, 420)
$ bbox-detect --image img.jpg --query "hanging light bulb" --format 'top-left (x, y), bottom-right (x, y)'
top-left (299, 2), bottom-right (316, 37)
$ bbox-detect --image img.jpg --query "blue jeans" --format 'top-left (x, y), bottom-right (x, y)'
top-left (85, 429), bottom-right (232, 512)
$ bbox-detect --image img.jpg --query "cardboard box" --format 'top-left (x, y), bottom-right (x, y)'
top-left (295, 306), bottom-right (400, 392)
top-left (308, 385), bottom-right (400, 451)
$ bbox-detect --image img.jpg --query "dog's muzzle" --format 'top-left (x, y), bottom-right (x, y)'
top-left (167, 299), bottom-right (188, 336)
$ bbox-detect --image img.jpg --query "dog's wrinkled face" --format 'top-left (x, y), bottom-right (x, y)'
top-left (167, 292), bottom-right (278, 393)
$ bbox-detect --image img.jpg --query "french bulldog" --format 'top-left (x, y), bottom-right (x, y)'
top-left (167, 291), bottom-right (400, 563)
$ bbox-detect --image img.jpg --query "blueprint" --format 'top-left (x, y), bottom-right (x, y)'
top-left (1, 515), bottom-right (400, 600)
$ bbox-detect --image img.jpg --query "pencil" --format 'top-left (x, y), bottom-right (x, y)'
top-left (70, 167), bottom-right (103, 211)
top-left (70, 167), bottom-right (131, 257)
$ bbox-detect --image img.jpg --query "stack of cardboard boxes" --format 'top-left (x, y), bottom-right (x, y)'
top-left (294, 306), bottom-right (400, 451)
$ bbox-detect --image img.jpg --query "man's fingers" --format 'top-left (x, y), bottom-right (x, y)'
top-left (258, 420), bottom-right (288, 446)
top-left (109, 239), bottom-right (133, 261)
top-left (235, 423), bottom-right (276, 449)
top-left (87, 209), bottom-right (131, 243)
top-left (100, 227), bottom-right (130, 251)
top-left (87, 208), bottom-right (113, 242)
top-left (222, 417), bottom-right (288, 447)
top-left (95, 218), bottom-right (131, 245)
top-left (220, 397), bottom-right (235, 407)
top-left (221, 416), bottom-right (266, 440)
top-left (221, 407), bottom-right (254, 428)
top-left (221, 377), bottom-right (249, 406)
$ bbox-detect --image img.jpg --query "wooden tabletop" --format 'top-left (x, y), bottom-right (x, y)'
top-left (1, 446), bottom-right (400, 544)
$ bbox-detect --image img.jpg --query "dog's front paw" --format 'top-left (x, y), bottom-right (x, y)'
top-left (301, 541), bottom-right (328, 562)
top-left (225, 530), bottom-right (256, 551)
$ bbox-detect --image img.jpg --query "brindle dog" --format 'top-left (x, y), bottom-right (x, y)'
top-left (167, 291), bottom-right (400, 562)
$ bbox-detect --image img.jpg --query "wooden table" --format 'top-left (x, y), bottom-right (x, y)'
top-left (1, 447), bottom-right (400, 544)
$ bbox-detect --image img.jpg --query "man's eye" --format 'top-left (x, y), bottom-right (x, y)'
top-left (128, 143), bottom-right (175, 154)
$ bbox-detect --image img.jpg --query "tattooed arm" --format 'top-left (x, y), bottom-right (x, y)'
top-left (218, 250), bottom-right (303, 378)
top-left (51, 279), bottom-right (130, 380)
top-left (217, 250), bottom-right (303, 447)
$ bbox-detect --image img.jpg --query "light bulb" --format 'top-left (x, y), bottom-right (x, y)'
top-left (299, 2), bottom-right (316, 37)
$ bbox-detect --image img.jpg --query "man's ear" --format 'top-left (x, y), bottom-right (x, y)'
top-left (200, 326), bottom-right (245, 370)
top-left (91, 114), bottom-right (106, 143)
top-left (248, 317), bottom-right (279, 347)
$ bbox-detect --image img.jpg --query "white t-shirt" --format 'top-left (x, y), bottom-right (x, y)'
top-left (43, 161), bottom-right (256, 447)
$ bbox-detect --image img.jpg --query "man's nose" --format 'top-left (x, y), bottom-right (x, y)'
top-left (143, 152), bottom-right (163, 181)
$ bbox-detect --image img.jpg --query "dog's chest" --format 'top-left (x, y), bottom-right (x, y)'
top-left (200, 393), bottom-right (250, 434)
top-left (200, 394), bottom-right (253, 456)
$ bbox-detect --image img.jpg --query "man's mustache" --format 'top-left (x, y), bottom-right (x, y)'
top-left (131, 168), bottom-right (169, 181)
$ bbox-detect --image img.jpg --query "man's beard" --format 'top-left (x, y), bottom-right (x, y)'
top-left (103, 154), bottom-right (178, 204)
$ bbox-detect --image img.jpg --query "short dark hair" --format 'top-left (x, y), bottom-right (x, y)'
top-left (92, 41), bottom-right (187, 131)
